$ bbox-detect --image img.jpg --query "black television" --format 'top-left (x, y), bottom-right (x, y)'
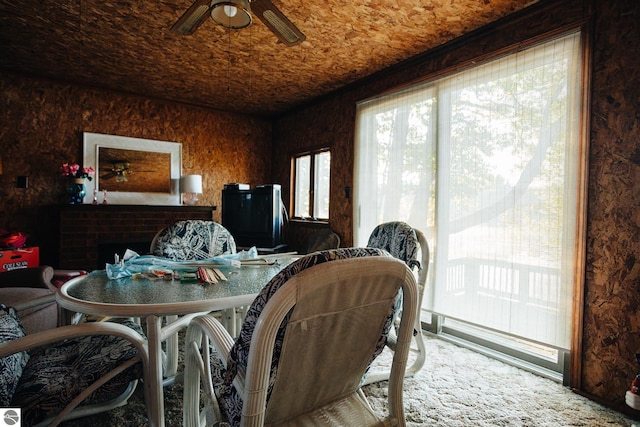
top-left (222, 184), bottom-right (284, 249)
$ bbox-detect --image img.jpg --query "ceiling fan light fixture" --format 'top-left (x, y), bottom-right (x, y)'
top-left (249, 0), bottom-right (306, 46)
top-left (211, 0), bottom-right (252, 29)
top-left (262, 10), bottom-right (299, 44)
top-left (224, 5), bottom-right (238, 17)
top-left (170, 0), bottom-right (214, 35)
top-left (171, 0), bottom-right (306, 47)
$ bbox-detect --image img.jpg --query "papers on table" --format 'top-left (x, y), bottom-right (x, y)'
top-left (197, 267), bottom-right (227, 284)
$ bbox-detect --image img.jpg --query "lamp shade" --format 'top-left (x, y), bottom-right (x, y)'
top-left (180, 175), bottom-right (203, 194)
top-left (210, 0), bottom-right (252, 29)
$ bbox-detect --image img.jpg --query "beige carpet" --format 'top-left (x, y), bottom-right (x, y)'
top-left (61, 334), bottom-right (638, 426)
top-left (365, 335), bottom-right (637, 426)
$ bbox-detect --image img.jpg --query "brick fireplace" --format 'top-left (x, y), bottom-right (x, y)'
top-left (58, 205), bottom-right (215, 271)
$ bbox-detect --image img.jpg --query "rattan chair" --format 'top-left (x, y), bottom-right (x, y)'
top-left (0, 300), bottom-right (150, 426)
top-left (149, 220), bottom-right (241, 379)
top-left (183, 247), bottom-right (418, 427)
top-left (150, 219), bottom-right (237, 260)
top-left (364, 221), bottom-right (429, 384)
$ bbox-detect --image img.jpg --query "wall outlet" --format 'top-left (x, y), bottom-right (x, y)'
top-left (16, 176), bottom-right (28, 189)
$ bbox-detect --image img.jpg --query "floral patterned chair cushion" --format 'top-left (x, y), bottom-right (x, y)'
top-left (209, 247), bottom-right (394, 426)
top-left (0, 304), bottom-right (29, 406)
top-left (367, 221), bottom-right (420, 270)
top-left (367, 221), bottom-right (421, 316)
top-left (151, 220), bottom-right (236, 260)
top-left (0, 308), bottom-right (146, 426)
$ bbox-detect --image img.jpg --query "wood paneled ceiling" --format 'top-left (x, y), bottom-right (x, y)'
top-left (0, 0), bottom-right (536, 117)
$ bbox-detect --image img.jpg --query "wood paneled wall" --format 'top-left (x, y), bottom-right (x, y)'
top-left (0, 74), bottom-right (272, 267)
top-left (273, 0), bottom-right (640, 415)
top-left (581, 0), bottom-right (640, 410)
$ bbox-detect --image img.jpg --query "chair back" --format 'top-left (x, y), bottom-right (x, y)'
top-left (367, 221), bottom-right (421, 270)
top-left (367, 220), bottom-right (429, 307)
top-left (362, 221), bottom-right (429, 386)
top-left (302, 228), bottom-right (341, 253)
top-left (232, 248), bottom-right (417, 426)
top-left (150, 220), bottom-right (236, 260)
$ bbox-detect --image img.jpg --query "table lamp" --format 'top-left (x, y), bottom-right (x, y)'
top-left (180, 174), bottom-right (203, 206)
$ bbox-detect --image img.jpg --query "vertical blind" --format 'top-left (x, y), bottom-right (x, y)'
top-left (354, 32), bottom-right (582, 350)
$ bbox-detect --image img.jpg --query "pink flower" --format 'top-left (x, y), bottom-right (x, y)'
top-left (60, 163), bottom-right (95, 180)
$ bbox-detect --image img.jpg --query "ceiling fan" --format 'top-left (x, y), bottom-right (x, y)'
top-left (171, 0), bottom-right (306, 47)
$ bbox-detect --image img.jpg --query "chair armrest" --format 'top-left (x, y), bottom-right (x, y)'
top-left (184, 314), bottom-right (237, 426)
top-left (191, 314), bottom-right (247, 396)
top-left (0, 266), bottom-right (54, 290)
top-left (0, 321), bottom-right (149, 362)
top-left (187, 314), bottom-right (235, 367)
top-left (11, 293), bottom-right (56, 313)
top-left (52, 269), bottom-right (88, 288)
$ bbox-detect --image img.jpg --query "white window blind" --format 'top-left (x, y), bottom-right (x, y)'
top-left (355, 32), bottom-right (582, 350)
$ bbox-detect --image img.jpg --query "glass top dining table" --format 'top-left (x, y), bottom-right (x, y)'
top-left (56, 256), bottom-right (295, 427)
top-left (60, 260), bottom-right (290, 317)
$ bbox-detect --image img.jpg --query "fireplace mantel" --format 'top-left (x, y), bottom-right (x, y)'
top-left (58, 205), bottom-right (215, 271)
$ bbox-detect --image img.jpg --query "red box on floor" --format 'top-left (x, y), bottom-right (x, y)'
top-left (0, 247), bottom-right (40, 272)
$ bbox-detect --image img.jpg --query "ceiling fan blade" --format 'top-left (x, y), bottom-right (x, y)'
top-left (171, 0), bottom-right (214, 35)
top-left (250, 0), bottom-right (306, 46)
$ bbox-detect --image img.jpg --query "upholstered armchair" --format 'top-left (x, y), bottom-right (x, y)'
top-left (0, 266), bottom-right (58, 333)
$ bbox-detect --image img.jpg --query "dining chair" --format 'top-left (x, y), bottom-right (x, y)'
top-left (0, 300), bottom-right (150, 426)
top-left (183, 247), bottom-right (418, 427)
top-left (301, 228), bottom-right (340, 254)
top-left (149, 220), bottom-right (242, 378)
top-left (150, 219), bottom-right (241, 330)
top-left (364, 221), bottom-right (429, 384)
top-left (150, 219), bottom-right (237, 260)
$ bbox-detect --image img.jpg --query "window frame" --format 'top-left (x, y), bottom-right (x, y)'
top-left (290, 148), bottom-right (331, 221)
top-left (353, 27), bottom-right (590, 386)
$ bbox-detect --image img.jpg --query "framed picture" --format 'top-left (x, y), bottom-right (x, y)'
top-left (83, 132), bottom-right (182, 205)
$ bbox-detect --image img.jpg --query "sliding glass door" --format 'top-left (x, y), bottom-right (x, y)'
top-left (354, 32), bottom-right (583, 372)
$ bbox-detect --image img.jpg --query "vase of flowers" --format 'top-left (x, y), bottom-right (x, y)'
top-left (61, 163), bottom-right (95, 204)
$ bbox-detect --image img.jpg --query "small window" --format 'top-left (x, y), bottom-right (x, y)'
top-left (292, 149), bottom-right (330, 220)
